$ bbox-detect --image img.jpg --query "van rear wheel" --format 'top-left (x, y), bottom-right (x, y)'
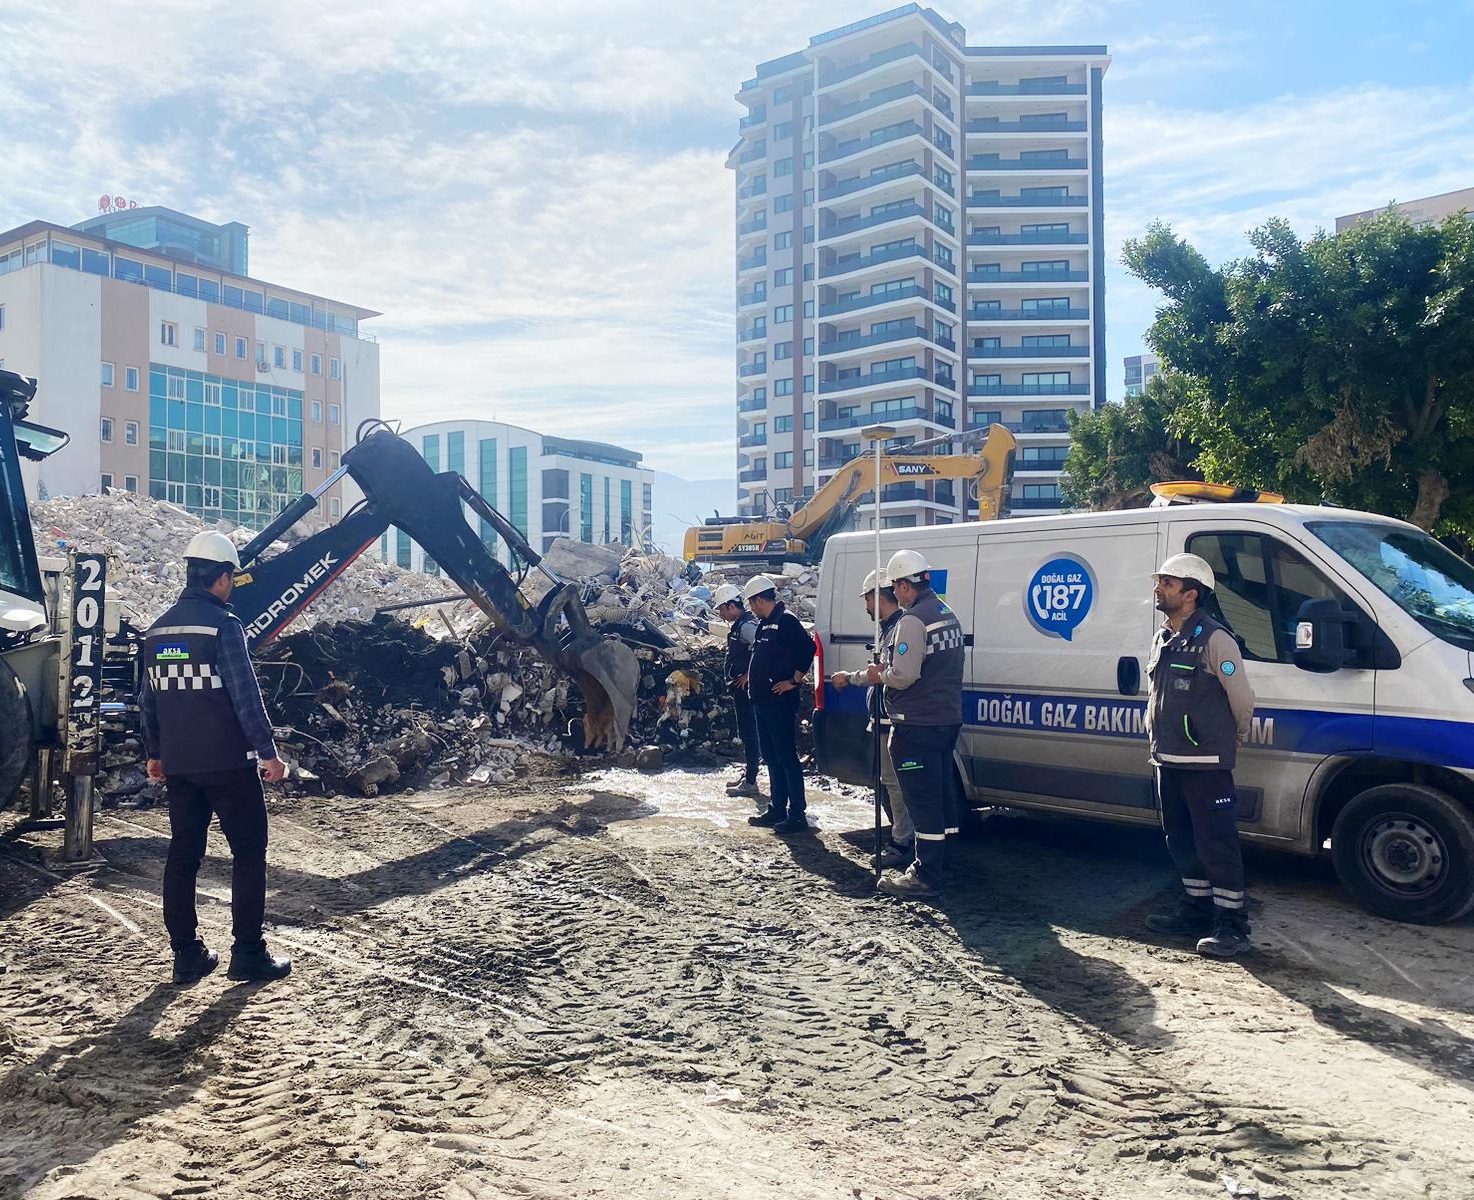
top-left (1331, 784), bottom-right (1474, 924)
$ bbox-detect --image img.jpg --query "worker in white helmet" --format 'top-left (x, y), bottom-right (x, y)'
top-left (712, 583), bottom-right (763, 800)
top-left (140, 529), bottom-right (291, 986)
top-left (741, 574), bottom-right (816, 834)
top-left (866, 549), bottom-right (965, 898)
top-left (829, 568), bottom-right (913, 865)
top-left (1145, 552), bottom-right (1257, 958)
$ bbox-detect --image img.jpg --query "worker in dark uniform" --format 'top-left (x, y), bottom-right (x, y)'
top-left (1145, 552), bottom-right (1257, 958)
top-left (870, 550), bottom-right (964, 898)
top-left (142, 531), bottom-right (292, 985)
top-left (829, 569), bottom-right (912, 866)
top-left (713, 583), bottom-right (762, 800)
top-left (743, 574), bottom-right (816, 835)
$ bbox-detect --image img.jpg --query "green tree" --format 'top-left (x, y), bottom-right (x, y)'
top-left (1061, 371), bottom-right (1202, 509)
top-left (1123, 211), bottom-right (1474, 533)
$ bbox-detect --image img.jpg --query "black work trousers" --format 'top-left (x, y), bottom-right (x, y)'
top-left (732, 689), bottom-right (761, 785)
top-left (753, 696), bottom-right (805, 818)
top-left (163, 766), bottom-right (269, 953)
top-left (890, 722), bottom-right (960, 886)
top-left (1156, 766), bottom-right (1249, 930)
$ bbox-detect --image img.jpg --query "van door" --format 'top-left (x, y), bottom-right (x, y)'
top-left (1174, 522), bottom-right (1378, 848)
top-left (966, 521), bottom-right (1164, 821)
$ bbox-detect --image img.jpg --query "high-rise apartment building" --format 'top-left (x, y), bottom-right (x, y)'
top-left (731, 5), bottom-right (1107, 522)
top-left (1123, 352), bottom-right (1159, 397)
top-left (0, 207), bottom-right (379, 528)
top-left (390, 419), bottom-right (654, 572)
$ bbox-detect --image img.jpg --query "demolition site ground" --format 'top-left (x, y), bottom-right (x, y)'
top-left (2, 771), bottom-right (1473, 1200)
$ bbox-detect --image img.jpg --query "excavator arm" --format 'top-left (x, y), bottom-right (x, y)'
top-left (229, 428), bottom-right (640, 750)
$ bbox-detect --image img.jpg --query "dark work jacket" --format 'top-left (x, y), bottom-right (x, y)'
top-left (884, 588), bottom-right (965, 726)
top-left (725, 609), bottom-right (758, 684)
top-left (1147, 611), bottom-right (1244, 771)
top-left (747, 602), bottom-right (816, 705)
top-left (143, 590), bottom-right (254, 775)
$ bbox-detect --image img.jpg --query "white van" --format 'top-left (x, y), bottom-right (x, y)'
top-left (813, 498), bottom-right (1474, 924)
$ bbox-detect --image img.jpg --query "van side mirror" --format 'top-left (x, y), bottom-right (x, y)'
top-left (1294, 598), bottom-right (1356, 673)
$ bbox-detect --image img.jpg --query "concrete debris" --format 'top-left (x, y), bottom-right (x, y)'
top-left (28, 490), bottom-right (818, 801)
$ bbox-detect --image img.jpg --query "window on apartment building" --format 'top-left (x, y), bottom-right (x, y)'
top-left (329, 496), bottom-right (341, 518)
top-left (773, 488), bottom-right (793, 504)
top-left (124, 475), bottom-right (138, 493)
top-left (804, 374), bottom-right (814, 393)
top-left (1022, 333), bottom-right (1071, 348)
top-left (235, 336), bottom-right (247, 359)
top-left (160, 321), bottom-right (178, 347)
top-left (1021, 296), bottom-right (1072, 315)
top-left (255, 341), bottom-right (267, 365)
top-left (0, 304), bottom-right (5, 330)
top-left (773, 84), bottom-right (792, 103)
top-left (101, 362), bottom-right (115, 387)
top-left (773, 341), bottom-right (793, 360)
top-left (773, 304), bottom-right (793, 324)
top-left (193, 327), bottom-right (206, 352)
top-left (204, 381), bottom-right (222, 405)
top-left (804, 449), bottom-right (814, 466)
top-left (214, 331), bottom-right (226, 355)
top-left (329, 403), bottom-right (340, 425)
top-left (100, 417), bottom-right (114, 442)
top-left (165, 482), bottom-right (185, 504)
top-left (330, 357), bottom-right (340, 379)
top-left (312, 447), bottom-right (323, 469)
top-left (774, 452), bottom-right (794, 469)
top-left (774, 231), bottom-right (792, 251)
top-left (292, 349), bottom-right (303, 372)
top-left (124, 420), bottom-right (138, 445)
top-left (273, 345), bottom-right (286, 368)
top-left (311, 353), bottom-right (321, 375)
top-left (125, 366), bottom-right (139, 391)
top-left (100, 473), bottom-right (113, 491)
top-left (775, 379), bottom-right (794, 396)
top-left (330, 450), bottom-right (340, 468)
top-left (203, 435), bottom-right (221, 457)
top-left (311, 399), bottom-right (322, 422)
top-left (167, 429), bottom-right (186, 452)
top-left (774, 195), bottom-right (793, 214)
top-left (1023, 371), bottom-right (1073, 393)
top-left (773, 120), bottom-right (793, 140)
top-left (773, 267), bottom-right (793, 287)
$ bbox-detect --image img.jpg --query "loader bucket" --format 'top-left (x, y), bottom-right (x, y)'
top-left (566, 637), bottom-right (641, 752)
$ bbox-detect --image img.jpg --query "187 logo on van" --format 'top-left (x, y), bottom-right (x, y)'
top-left (1025, 554), bottom-right (1095, 642)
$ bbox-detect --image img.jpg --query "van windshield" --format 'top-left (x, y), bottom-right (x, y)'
top-left (1309, 520), bottom-right (1474, 654)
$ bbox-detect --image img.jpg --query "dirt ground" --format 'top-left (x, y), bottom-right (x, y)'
top-left (1, 770), bottom-right (1472, 1200)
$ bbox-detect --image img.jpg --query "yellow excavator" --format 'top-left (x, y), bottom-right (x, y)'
top-left (685, 424), bottom-right (1017, 564)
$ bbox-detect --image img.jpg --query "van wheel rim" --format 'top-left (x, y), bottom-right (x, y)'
top-left (1362, 814), bottom-right (1446, 898)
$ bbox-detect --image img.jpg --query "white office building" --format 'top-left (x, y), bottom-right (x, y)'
top-left (1123, 352), bottom-right (1159, 397)
top-left (731, 5), bottom-right (1108, 522)
top-left (390, 420), bottom-right (654, 573)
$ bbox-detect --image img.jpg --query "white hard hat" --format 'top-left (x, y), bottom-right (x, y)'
top-left (711, 584), bottom-right (742, 607)
top-left (741, 574), bottom-right (779, 602)
top-left (860, 568), bottom-right (890, 596)
top-left (185, 530), bottom-right (242, 569)
top-left (886, 549), bottom-right (930, 582)
top-left (1153, 552), bottom-right (1215, 594)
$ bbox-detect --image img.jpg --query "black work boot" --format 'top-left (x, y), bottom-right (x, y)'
top-left (228, 942), bottom-right (293, 983)
top-left (773, 814), bottom-right (812, 835)
top-left (1145, 902), bottom-right (1216, 939)
top-left (1197, 919), bottom-right (1252, 959)
top-left (172, 940), bottom-right (219, 985)
top-left (747, 809), bottom-right (784, 827)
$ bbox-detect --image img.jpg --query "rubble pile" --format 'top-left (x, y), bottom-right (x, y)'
top-left (698, 560), bottom-right (820, 622)
top-left (31, 489), bottom-right (459, 632)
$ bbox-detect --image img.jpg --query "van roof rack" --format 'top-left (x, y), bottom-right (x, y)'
top-left (1149, 481), bottom-right (1285, 506)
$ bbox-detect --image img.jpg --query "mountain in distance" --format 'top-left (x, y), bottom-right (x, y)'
top-left (648, 471), bottom-right (737, 557)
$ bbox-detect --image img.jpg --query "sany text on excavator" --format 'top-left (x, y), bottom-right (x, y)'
top-left (683, 423), bottom-right (1016, 565)
top-left (228, 420), bottom-right (643, 751)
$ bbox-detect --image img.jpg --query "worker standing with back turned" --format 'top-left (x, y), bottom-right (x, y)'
top-left (1144, 553), bottom-right (1257, 958)
top-left (743, 574), bottom-right (816, 835)
top-left (870, 550), bottom-right (965, 899)
top-left (713, 583), bottom-right (763, 800)
top-left (141, 531), bottom-right (293, 985)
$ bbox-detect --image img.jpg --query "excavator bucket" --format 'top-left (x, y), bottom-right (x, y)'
top-left (565, 638), bottom-right (642, 752)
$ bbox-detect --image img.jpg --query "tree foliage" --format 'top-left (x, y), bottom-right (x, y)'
top-left (1119, 211), bottom-right (1474, 533)
top-left (1061, 371), bottom-right (1202, 509)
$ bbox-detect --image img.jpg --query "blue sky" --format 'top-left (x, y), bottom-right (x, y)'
top-left (3, 0), bottom-right (1472, 486)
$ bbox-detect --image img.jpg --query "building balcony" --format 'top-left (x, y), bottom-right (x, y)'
top-left (966, 156), bottom-right (1088, 172)
top-left (738, 215), bottom-right (768, 235)
top-left (969, 418), bottom-right (1074, 434)
top-left (970, 344), bottom-right (1089, 359)
top-left (818, 322), bottom-right (930, 355)
top-left (1010, 496), bottom-right (1067, 510)
top-left (966, 81), bottom-right (1086, 97)
top-left (821, 243), bottom-right (928, 280)
top-left (738, 395), bottom-right (768, 413)
top-left (737, 288), bottom-right (767, 307)
top-left (737, 181), bottom-right (768, 200)
top-left (738, 362), bottom-right (768, 378)
top-left (1016, 454), bottom-right (1072, 471)
top-left (819, 404), bottom-right (946, 431)
top-left (966, 193), bottom-right (1088, 209)
top-left (965, 118), bottom-right (1087, 135)
top-left (819, 364), bottom-right (932, 395)
top-left (818, 41), bottom-right (925, 89)
top-left (823, 200), bottom-right (927, 239)
top-left (821, 121), bottom-right (924, 166)
top-left (968, 383), bottom-right (1090, 397)
top-left (820, 160), bottom-right (927, 201)
top-left (738, 250), bottom-right (768, 271)
top-left (739, 433), bottom-right (768, 448)
top-left (968, 306), bottom-right (1091, 321)
top-left (967, 269), bottom-right (1088, 284)
top-left (820, 81), bottom-right (926, 128)
top-left (738, 145), bottom-right (766, 164)
top-left (820, 283), bottom-right (955, 317)
top-left (738, 468), bottom-right (768, 483)
top-left (738, 326), bottom-right (767, 343)
top-left (739, 107), bottom-right (766, 129)
top-left (967, 230), bottom-right (1088, 246)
